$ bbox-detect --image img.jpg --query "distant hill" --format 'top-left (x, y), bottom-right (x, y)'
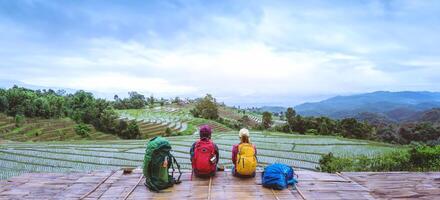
top-left (295, 91), bottom-right (440, 121)
top-left (246, 106), bottom-right (287, 114)
top-left (353, 112), bottom-right (396, 127)
top-left (405, 108), bottom-right (440, 123)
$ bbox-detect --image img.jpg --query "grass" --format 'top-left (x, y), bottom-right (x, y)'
top-left (0, 131), bottom-right (402, 180)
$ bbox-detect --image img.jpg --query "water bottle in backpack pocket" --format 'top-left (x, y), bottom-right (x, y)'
top-left (143, 137), bottom-right (182, 192)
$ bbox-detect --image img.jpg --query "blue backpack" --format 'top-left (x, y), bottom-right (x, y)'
top-left (262, 163), bottom-right (298, 190)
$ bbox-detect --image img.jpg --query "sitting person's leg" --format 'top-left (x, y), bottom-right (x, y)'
top-left (231, 166), bottom-right (237, 176)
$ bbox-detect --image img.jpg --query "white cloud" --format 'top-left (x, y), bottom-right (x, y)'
top-left (1, 0), bottom-right (440, 106)
top-left (25, 72), bottom-right (196, 95)
top-left (16, 38), bottom-right (394, 104)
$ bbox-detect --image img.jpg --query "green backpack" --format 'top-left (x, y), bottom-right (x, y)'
top-left (143, 137), bottom-right (182, 192)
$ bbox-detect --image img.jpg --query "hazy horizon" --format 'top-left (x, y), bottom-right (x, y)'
top-left (1, 1), bottom-right (440, 106)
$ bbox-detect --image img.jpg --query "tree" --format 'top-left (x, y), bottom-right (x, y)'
top-left (190, 94), bottom-right (219, 120)
top-left (0, 88), bottom-right (9, 112)
top-left (75, 123), bottom-right (91, 138)
top-left (339, 118), bottom-right (373, 139)
top-left (68, 90), bottom-right (95, 123)
top-left (148, 95), bottom-right (155, 108)
top-left (32, 97), bottom-right (50, 118)
top-left (46, 94), bottom-right (66, 118)
top-left (0, 86), bottom-right (144, 139)
top-left (377, 125), bottom-right (400, 143)
top-left (239, 115), bottom-right (252, 127)
top-left (399, 123), bottom-right (440, 143)
top-left (262, 112), bottom-right (273, 129)
top-left (285, 107), bottom-right (296, 132)
top-left (0, 95), bottom-right (8, 113)
top-left (97, 108), bottom-right (118, 133)
top-left (128, 91), bottom-right (146, 108)
top-left (118, 121), bottom-right (140, 139)
top-left (292, 115), bottom-right (306, 134)
top-left (5, 86), bottom-right (37, 116)
top-left (172, 96), bottom-right (181, 104)
top-left (164, 127), bottom-right (172, 137)
top-left (159, 98), bottom-right (165, 106)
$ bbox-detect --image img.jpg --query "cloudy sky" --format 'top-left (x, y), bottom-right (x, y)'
top-left (1, 0), bottom-right (440, 106)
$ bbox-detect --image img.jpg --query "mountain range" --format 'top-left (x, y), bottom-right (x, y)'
top-left (3, 79), bottom-right (440, 123)
top-left (294, 91), bottom-right (440, 122)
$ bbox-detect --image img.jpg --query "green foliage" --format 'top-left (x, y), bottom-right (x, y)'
top-left (292, 115), bottom-right (307, 134)
top-left (276, 107), bottom-right (377, 141)
top-left (113, 92), bottom-right (146, 109)
top-left (317, 153), bottom-right (351, 173)
top-left (95, 108), bottom-right (118, 133)
top-left (117, 121), bottom-right (140, 139)
top-left (306, 129), bottom-right (318, 135)
top-left (318, 145), bottom-right (440, 173)
top-left (171, 96), bottom-right (181, 104)
top-left (285, 107), bottom-right (296, 132)
top-left (261, 111), bottom-right (273, 129)
top-left (0, 87), bottom-right (144, 139)
top-left (0, 94), bottom-right (8, 113)
top-left (1, 86), bottom-right (66, 118)
top-left (218, 117), bottom-right (241, 130)
top-left (14, 114), bottom-right (25, 127)
top-left (398, 123), bottom-right (440, 144)
top-left (164, 127), bottom-right (172, 137)
top-left (280, 107), bottom-right (440, 145)
top-left (339, 118), bottom-right (374, 139)
top-left (190, 94), bottom-right (219, 120)
top-left (409, 145), bottom-right (440, 171)
top-left (376, 125), bottom-right (401, 143)
top-left (74, 123), bottom-right (91, 138)
top-left (239, 115), bottom-right (252, 128)
top-left (148, 95), bottom-right (155, 108)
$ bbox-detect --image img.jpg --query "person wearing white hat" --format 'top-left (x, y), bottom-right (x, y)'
top-left (238, 128), bottom-right (250, 139)
top-left (231, 128), bottom-right (258, 177)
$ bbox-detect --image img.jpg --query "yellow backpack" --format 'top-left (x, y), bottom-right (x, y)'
top-left (236, 143), bottom-right (257, 175)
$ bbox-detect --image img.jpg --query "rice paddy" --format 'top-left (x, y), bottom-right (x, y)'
top-left (0, 131), bottom-right (401, 180)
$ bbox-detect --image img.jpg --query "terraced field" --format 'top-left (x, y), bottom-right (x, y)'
top-left (0, 131), bottom-right (402, 180)
top-left (0, 115), bottom-right (118, 142)
top-left (117, 108), bottom-right (231, 138)
top-left (218, 107), bottom-right (261, 126)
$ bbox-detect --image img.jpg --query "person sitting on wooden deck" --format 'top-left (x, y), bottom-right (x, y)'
top-left (190, 125), bottom-right (219, 177)
top-left (232, 128), bottom-right (258, 177)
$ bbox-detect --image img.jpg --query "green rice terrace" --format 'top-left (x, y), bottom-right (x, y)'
top-left (0, 104), bottom-right (405, 181)
top-left (0, 131), bottom-right (402, 180)
top-left (117, 107), bottom-right (231, 138)
top-left (0, 114), bottom-right (119, 142)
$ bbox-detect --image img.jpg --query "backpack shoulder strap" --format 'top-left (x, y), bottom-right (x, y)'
top-left (208, 139), bottom-right (216, 152)
top-left (194, 139), bottom-right (202, 147)
top-left (170, 154), bottom-right (182, 184)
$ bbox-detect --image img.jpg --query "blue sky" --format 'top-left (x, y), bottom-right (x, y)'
top-left (1, 0), bottom-right (440, 106)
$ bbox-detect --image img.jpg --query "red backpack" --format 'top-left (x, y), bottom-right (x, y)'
top-left (192, 139), bottom-right (217, 176)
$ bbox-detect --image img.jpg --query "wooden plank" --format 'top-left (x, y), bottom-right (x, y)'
top-left (1, 170), bottom-right (440, 199)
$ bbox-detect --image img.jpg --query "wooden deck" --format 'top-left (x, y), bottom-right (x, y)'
top-left (0, 170), bottom-right (439, 199)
